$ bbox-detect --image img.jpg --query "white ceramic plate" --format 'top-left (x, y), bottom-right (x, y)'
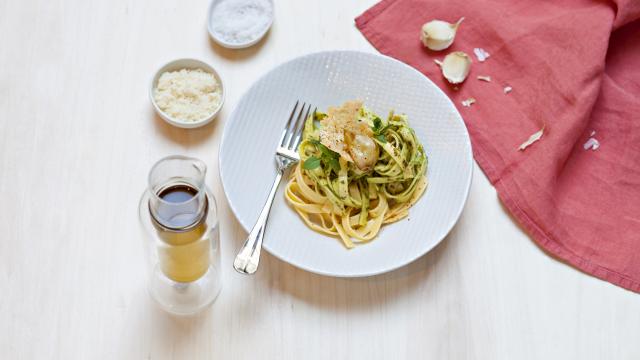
top-left (219, 51), bottom-right (472, 277)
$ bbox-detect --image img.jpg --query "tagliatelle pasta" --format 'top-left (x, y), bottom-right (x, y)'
top-left (285, 101), bottom-right (428, 248)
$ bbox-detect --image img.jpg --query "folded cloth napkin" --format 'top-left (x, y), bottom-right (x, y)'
top-left (356, 0), bottom-right (640, 292)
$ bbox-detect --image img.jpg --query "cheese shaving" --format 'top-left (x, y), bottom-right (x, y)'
top-left (477, 75), bottom-right (491, 82)
top-left (504, 86), bottom-right (513, 94)
top-left (319, 100), bottom-right (371, 162)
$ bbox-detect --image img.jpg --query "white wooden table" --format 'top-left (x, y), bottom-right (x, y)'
top-left (1, 0), bottom-right (639, 358)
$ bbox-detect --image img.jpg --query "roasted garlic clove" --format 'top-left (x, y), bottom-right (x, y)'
top-left (435, 51), bottom-right (472, 84)
top-left (420, 17), bottom-right (464, 51)
top-left (347, 134), bottom-right (379, 171)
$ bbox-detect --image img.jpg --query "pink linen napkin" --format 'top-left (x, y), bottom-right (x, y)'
top-left (356, 0), bottom-right (640, 292)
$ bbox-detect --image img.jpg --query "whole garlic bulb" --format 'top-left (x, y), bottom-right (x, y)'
top-left (420, 17), bottom-right (464, 51)
top-left (435, 51), bottom-right (472, 84)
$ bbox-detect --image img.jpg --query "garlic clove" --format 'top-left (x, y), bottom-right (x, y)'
top-left (421, 17), bottom-right (464, 51)
top-left (435, 51), bottom-right (472, 84)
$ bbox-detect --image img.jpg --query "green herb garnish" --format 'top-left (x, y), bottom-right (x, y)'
top-left (309, 139), bottom-right (342, 174)
top-left (372, 117), bottom-right (383, 132)
top-left (302, 156), bottom-right (321, 170)
top-left (372, 117), bottom-right (389, 143)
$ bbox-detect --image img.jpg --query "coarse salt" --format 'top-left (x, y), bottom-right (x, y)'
top-left (210, 0), bottom-right (273, 46)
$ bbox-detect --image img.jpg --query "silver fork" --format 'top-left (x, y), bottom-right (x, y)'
top-left (233, 101), bottom-right (312, 275)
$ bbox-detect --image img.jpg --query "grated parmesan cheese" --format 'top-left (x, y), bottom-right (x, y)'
top-left (154, 69), bottom-right (222, 122)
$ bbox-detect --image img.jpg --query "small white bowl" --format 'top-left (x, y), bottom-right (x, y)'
top-left (150, 58), bottom-right (225, 129)
top-left (207, 0), bottom-right (274, 49)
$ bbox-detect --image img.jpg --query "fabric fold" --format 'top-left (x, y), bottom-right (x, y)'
top-left (356, 0), bottom-right (640, 292)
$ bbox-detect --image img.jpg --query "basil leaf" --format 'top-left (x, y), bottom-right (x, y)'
top-left (376, 134), bottom-right (387, 143)
top-left (302, 156), bottom-right (321, 170)
top-left (372, 117), bottom-right (382, 132)
top-left (310, 139), bottom-right (340, 158)
top-left (378, 124), bottom-right (391, 134)
top-left (309, 138), bottom-right (343, 173)
top-left (325, 156), bottom-right (341, 174)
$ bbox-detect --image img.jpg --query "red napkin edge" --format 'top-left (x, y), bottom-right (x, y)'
top-left (355, 0), bottom-right (399, 56)
top-left (355, 2), bottom-right (640, 293)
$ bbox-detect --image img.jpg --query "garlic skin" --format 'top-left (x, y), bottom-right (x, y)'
top-left (436, 51), bottom-right (472, 84)
top-left (473, 47), bottom-right (490, 62)
top-left (461, 98), bottom-right (476, 107)
top-left (519, 126), bottom-right (545, 151)
top-left (583, 137), bottom-right (600, 151)
top-left (420, 17), bottom-right (464, 51)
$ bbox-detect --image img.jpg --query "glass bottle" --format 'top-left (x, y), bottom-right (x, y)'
top-left (138, 155), bottom-right (221, 315)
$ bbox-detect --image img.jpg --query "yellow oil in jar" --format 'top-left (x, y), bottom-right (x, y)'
top-left (153, 185), bottom-right (210, 283)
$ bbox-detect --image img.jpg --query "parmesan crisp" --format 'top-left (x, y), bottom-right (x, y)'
top-left (319, 100), bottom-right (372, 162)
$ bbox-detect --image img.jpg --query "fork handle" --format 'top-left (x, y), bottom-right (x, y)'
top-left (233, 171), bottom-right (284, 274)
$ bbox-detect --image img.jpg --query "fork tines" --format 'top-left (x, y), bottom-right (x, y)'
top-left (280, 101), bottom-right (312, 151)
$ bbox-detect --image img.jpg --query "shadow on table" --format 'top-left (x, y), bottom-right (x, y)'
top-left (219, 182), bottom-right (471, 311)
top-left (119, 286), bottom-right (215, 358)
top-left (221, 170), bottom-right (475, 314)
top-left (151, 108), bottom-right (220, 146)
top-left (257, 224), bottom-right (457, 311)
top-left (496, 194), bottom-right (586, 276)
top-left (207, 30), bottom-right (270, 61)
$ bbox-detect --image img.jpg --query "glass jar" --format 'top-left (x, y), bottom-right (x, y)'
top-left (138, 155), bottom-right (221, 315)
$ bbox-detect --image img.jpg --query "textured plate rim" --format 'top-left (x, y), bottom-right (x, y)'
top-left (219, 50), bottom-right (473, 277)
